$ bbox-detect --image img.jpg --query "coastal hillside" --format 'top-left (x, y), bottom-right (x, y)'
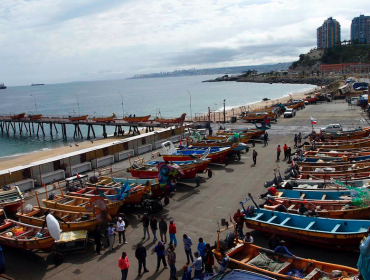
top-left (290, 45), bottom-right (370, 72)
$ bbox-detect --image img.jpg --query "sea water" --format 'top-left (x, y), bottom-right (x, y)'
top-left (0, 75), bottom-right (315, 158)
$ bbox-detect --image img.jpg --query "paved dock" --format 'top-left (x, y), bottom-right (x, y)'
top-left (3, 100), bottom-right (364, 280)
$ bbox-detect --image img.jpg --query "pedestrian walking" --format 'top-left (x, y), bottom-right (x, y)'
top-left (117, 217), bottom-right (127, 245)
top-left (183, 234), bottom-right (194, 265)
top-left (141, 214), bottom-right (150, 239)
top-left (154, 241), bottom-right (168, 271)
top-left (107, 223), bottom-right (116, 251)
top-left (197, 238), bottom-right (206, 267)
top-left (283, 144), bottom-right (288, 160)
top-left (159, 216), bottom-right (168, 243)
top-left (167, 245), bottom-right (177, 280)
top-left (252, 150), bottom-right (258, 165)
top-left (182, 265), bottom-right (192, 280)
top-left (93, 225), bottom-right (102, 255)
top-left (118, 252), bottom-right (130, 280)
top-left (263, 132), bottom-right (268, 146)
top-left (298, 132), bottom-right (302, 145)
top-left (209, 126), bottom-right (213, 136)
top-left (218, 251), bottom-right (229, 274)
top-left (135, 244), bottom-right (149, 277)
top-left (294, 134), bottom-right (298, 148)
top-left (191, 251), bottom-right (203, 277)
top-left (205, 243), bottom-right (214, 273)
top-left (277, 145), bottom-right (281, 161)
top-left (150, 215), bottom-right (158, 243)
top-left (169, 219), bottom-right (177, 247)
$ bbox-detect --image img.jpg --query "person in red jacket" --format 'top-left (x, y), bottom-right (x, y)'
top-left (277, 145), bottom-right (281, 161)
top-left (169, 219), bottom-right (177, 247)
top-left (118, 252), bottom-right (130, 280)
top-left (283, 144), bottom-right (288, 160)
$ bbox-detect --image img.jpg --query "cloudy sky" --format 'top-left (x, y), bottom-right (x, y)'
top-left (0, 0), bottom-right (369, 85)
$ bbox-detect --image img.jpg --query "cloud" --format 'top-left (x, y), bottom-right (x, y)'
top-left (0, 0), bottom-right (370, 85)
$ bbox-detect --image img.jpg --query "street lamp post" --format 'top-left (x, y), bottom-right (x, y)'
top-left (30, 94), bottom-right (37, 113)
top-left (223, 99), bottom-right (226, 123)
top-left (118, 93), bottom-right (124, 118)
top-left (187, 91), bottom-right (192, 121)
top-left (74, 94), bottom-right (80, 116)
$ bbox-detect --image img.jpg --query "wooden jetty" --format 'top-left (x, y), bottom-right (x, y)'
top-left (0, 114), bottom-right (185, 140)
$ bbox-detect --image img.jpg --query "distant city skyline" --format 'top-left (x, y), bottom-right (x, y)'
top-left (1, 0), bottom-right (370, 86)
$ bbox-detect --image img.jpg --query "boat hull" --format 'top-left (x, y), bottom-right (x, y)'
top-left (155, 113), bottom-right (186, 124)
top-left (123, 115), bottom-right (151, 123)
top-left (68, 115), bottom-right (88, 121)
top-left (162, 149), bottom-right (229, 163)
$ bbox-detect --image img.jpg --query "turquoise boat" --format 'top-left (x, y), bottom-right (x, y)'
top-left (242, 207), bottom-right (370, 247)
top-left (273, 189), bottom-right (351, 202)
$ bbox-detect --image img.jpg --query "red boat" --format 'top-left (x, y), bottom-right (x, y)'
top-left (0, 186), bottom-right (24, 213)
top-left (123, 115), bottom-right (151, 123)
top-left (128, 159), bottom-right (211, 179)
top-left (155, 113), bottom-right (186, 124)
top-left (10, 113), bottom-right (26, 120)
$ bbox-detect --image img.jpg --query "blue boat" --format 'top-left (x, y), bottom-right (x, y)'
top-left (241, 205), bottom-right (370, 247)
top-left (273, 189), bottom-right (351, 201)
top-left (299, 155), bottom-right (370, 163)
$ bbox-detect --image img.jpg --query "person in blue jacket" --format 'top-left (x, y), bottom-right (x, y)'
top-left (274, 240), bottom-right (295, 258)
top-left (182, 265), bottom-right (192, 280)
top-left (154, 241), bottom-right (167, 271)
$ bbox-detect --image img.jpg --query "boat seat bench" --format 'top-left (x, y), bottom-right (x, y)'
top-left (254, 213), bottom-right (264, 220)
top-left (331, 224), bottom-right (341, 233)
top-left (267, 216), bottom-right (278, 223)
top-left (305, 221), bottom-right (316, 230)
top-left (305, 268), bottom-right (321, 280)
top-left (280, 218), bottom-right (291, 226)
top-left (275, 262), bottom-right (292, 274)
top-left (288, 205), bottom-right (295, 210)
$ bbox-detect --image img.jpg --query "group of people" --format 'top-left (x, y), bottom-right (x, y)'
top-left (276, 143), bottom-right (293, 163)
top-left (113, 214), bottom-right (230, 280)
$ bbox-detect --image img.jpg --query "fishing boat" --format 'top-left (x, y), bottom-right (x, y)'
top-left (92, 115), bottom-right (116, 123)
top-left (68, 115), bottom-right (88, 122)
top-left (213, 234), bottom-right (358, 280)
top-left (10, 113), bottom-right (26, 120)
top-left (190, 140), bottom-right (248, 152)
top-left (0, 186), bottom-right (24, 213)
top-left (243, 207), bottom-right (370, 247)
top-left (0, 83), bottom-right (6, 89)
top-left (16, 206), bottom-right (98, 232)
top-left (298, 162), bottom-right (370, 175)
top-left (243, 112), bottom-right (277, 123)
top-left (320, 127), bottom-right (370, 141)
top-left (287, 100), bottom-right (305, 110)
top-left (271, 189), bottom-right (351, 202)
top-left (217, 129), bottom-right (265, 139)
top-left (123, 115), bottom-right (151, 123)
top-left (297, 171), bottom-right (370, 181)
top-left (0, 218), bottom-right (55, 251)
top-left (42, 188), bottom-right (124, 217)
top-left (304, 139), bottom-right (370, 150)
top-left (264, 199), bottom-right (370, 219)
top-left (277, 178), bottom-right (369, 190)
top-left (155, 113), bottom-right (186, 124)
top-left (129, 159), bottom-right (211, 179)
top-left (161, 141), bottom-right (230, 163)
top-left (28, 114), bottom-right (43, 120)
top-left (297, 156), bottom-right (370, 166)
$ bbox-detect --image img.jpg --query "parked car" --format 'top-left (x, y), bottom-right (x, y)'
top-left (320, 124), bottom-right (343, 134)
top-left (283, 108), bottom-right (296, 118)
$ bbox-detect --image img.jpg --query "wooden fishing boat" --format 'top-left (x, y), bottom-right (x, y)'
top-left (297, 171), bottom-right (370, 181)
top-left (302, 150), bottom-right (370, 158)
top-left (297, 156), bottom-right (370, 166)
top-left (68, 115), bottom-right (88, 122)
top-left (277, 178), bottom-right (369, 190)
top-left (10, 113), bottom-right (26, 119)
top-left (304, 139), bottom-right (370, 150)
top-left (213, 236), bottom-right (358, 280)
top-left (271, 189), bottom-right (351, 202)
top-left (216, 129), bottom-right (265, 139)
top-left (123, 115), bottom-right (151, 123)
top-left (0, 219), bottom-right (55, 251)
top-left (155, 113), bottom-right (186, 124)
top-left (28, 114), bottom-right (43, 120)
top-left (206, 135), bottom-right (250, 143)
top-left (265, 198), bottom-right (370, 219)
top-left (287, 101), bottom-right (305, 110)
top-left (92, 115), bottom-right (115, 123)
top-left (320, 127), bottom-right (370, 141)
top-left (243, 208), bottom-right (369, 247)
top-left (299, 162), bottom-right (370, 175)
top-left (243, 112), bottom-right (277, 123)
top-left (129, 159), bottom-right (210, 179)
top-left (16, 206), bottom-right (98, 232)
top-left (42, 189), bottom-right (124, 216)
top-left (162, 145), bottom-right (230, 163)
top-left (0, 186), bottom-right (24, 213)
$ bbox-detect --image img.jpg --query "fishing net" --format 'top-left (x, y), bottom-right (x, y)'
top-left (334, 180), bottom-right (370, 207)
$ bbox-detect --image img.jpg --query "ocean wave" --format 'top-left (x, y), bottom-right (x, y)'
top-left (0, 148), bottom-right (52, 160)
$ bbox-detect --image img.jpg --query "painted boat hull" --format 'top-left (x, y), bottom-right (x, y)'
top-left (92, 116), bottom-right (115, 123)
top-left (10, 113), bottom-right (26, 119)
top-left (68, 115), bottom-right (89, 121)
top-left (162, 148), bottom-right (230, 163)
top-left (42, 195), bottom-right (124, 217)
top-left (28, 114), bottom-right (42, 120)
top-left (123, 115), bottom-right (151, 123)
top-left (155, 113), bottom-right (186, 124)
top-left (213, 243), bottom-right (358, 280)
top-left (17, 207), bottom-right (98, 232)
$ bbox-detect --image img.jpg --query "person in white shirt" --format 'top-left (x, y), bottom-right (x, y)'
top-left (117, 217), bottom-right (127, 245)
top-left (183, 234), bottom-right (194, 265)
top-left (244, 232), bottom-right (254, 244)
top-left (191, 251), bottom-right (203, 276)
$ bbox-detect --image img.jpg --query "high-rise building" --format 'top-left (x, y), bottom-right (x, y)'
top-left (317, 17), bottom-right (341, 49)
top-left (351, 15), bottom-right (370, 44)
